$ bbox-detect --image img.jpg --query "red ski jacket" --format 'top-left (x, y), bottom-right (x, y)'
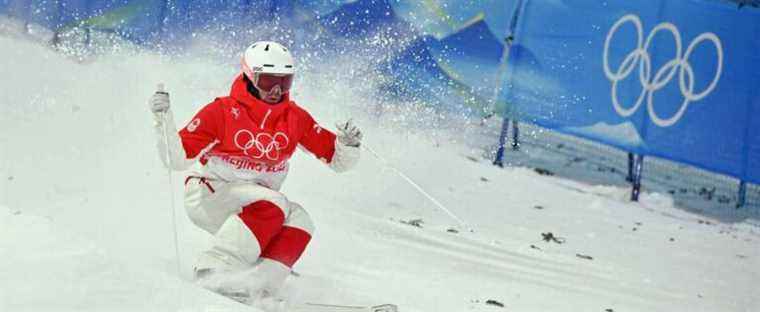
top-left (176, 74), bottom-right (346, 189)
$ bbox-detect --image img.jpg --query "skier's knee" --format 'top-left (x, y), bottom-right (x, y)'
top-left (284, 202), bottom-right (315, 235)
top-left (214, 215), bottom-right (263, 264)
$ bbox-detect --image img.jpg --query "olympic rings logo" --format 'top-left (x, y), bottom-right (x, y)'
top-left (603, 14), bottom-right (723, 127)
top-left (233, 129), bottom-right (290, 160)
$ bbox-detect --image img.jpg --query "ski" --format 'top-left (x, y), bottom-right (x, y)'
top-left (289, 303), bottom-right (398, 312)
top-left (200, 285), bottom-right (398, 312)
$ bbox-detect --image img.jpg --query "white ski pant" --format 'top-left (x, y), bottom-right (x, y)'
top-left (184, 177), bottom-right (315, 268)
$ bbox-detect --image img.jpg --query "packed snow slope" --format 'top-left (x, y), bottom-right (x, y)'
top-left (1, 35), bottom-right (759, 312)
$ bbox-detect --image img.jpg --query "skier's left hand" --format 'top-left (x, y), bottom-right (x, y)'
top-left (336, 119), bottom-right (362, 147)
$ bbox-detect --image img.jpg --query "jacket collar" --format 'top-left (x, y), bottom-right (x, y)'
top-left (229, 73), bottom-right (291, 128)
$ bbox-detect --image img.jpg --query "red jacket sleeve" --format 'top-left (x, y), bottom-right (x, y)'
top-left (178, 101), bottom-right (223, 159)
top-left (298, 110), bottom-right (337, 163)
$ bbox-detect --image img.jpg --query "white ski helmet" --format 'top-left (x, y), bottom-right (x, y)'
top-left (241, 41), bottom-right (295, 79)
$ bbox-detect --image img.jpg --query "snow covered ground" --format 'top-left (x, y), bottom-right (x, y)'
top-left (1, 33), bottom-right (759, 312)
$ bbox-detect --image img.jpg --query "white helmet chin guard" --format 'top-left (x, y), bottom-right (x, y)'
top-left (241, 41), bottom-right (295, 80)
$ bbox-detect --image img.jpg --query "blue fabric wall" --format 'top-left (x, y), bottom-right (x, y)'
top-left (501, 0), bottom-right (760, 184)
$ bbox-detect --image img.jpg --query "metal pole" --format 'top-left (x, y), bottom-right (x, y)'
top-left (626, 152), bottom-right (634, 182)
top-left (492, 0), bottom-right (523, 167)
top-left (492, 34), bottom-right (515, 168)
top-left (493, 117), bottom-right (510, 167)
top-left (85, 26), bottom-right (91, 48)
top-left (631, 154), bottom-right (644, 201)
top-left (511, 120), bottom-right (520, 150)
top-left (156, 84), bottom-right (182, 277)
top-left (737, 181), bottom-right (747, 209)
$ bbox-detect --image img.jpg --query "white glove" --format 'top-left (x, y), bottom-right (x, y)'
top-left (336, 119), bottom-right (362, 147)
top-left (149, 85), bottom-right (170, 114)
top-left (149, 83), bottom-right (195, 171)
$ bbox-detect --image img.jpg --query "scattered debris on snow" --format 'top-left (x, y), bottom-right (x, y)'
top-left (541, 232), bottom-right (565, 244)
top-left (400, 218), bottom-right (424, 228)
top-left (485, 299), bottom-right (505, 308)
top-left (534, 167), bottom-right (555, 176)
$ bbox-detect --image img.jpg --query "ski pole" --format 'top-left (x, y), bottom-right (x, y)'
top-left (157, 83), bottom-right (182, 277)
top-left (362, 144), bottom-right (473, 232)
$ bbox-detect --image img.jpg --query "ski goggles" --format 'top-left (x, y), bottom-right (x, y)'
top-left (254, 73), bottom-right (294, 93)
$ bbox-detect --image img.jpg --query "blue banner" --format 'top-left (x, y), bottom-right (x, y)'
top-left (502, 0), bottom-right (760, 184)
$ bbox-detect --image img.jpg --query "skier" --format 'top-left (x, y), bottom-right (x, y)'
top-left (148, 41), bottom-right (362, 305)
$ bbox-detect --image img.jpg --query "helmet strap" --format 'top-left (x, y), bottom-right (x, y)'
top-left (243, 74), bottom-right (261, 98)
